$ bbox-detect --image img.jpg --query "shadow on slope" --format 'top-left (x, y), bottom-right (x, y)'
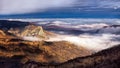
top-left (23, 44), bottom-right (120, 68)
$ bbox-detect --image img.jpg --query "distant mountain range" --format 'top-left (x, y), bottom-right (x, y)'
top-left (35, 21), bottom-right (120, 35)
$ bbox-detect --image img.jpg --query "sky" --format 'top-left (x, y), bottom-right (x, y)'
top-left (0, 0), bottom-right (120, 18)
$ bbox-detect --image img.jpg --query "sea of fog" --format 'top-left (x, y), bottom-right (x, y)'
top-left (19, 18), bottom-right (120, 52)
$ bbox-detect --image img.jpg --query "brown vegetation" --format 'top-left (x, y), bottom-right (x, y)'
top-left (22, 44), bottom-right (120, 68)
top-left (0, 29), bottom-right (90, 68)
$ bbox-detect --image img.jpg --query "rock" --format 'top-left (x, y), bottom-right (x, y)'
top-left (8, 25), bottom-right (47, 40)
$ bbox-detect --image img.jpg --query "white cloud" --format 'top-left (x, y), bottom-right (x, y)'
top-left (22, 36), bottom-right (41, 41)
top-left (46, 34), bottom-right (120, 52)
top-left (80, 0), bottom-right (120, 9)
top-left (98, 0), bottom-right (120, 9)
top-left (0, 0), bottom-right (76, 15)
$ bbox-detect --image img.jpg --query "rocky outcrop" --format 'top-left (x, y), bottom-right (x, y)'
top-left (21, 25), bottom-right (46, 38)
top-left (8, 25), bottom-right (47, 40)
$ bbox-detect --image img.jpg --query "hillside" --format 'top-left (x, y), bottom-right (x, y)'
top-left (0, 30), bottom-right (91, 68)
top-left (0, 20), bottom-right (91, 68)
top-left (22, 44), bottom-right (120, 68)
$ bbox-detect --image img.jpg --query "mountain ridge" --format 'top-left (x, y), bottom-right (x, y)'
top-left (0, 20), bottom-right (91, 68)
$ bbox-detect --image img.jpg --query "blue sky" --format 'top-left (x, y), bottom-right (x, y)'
top-left (0, 0), bottom-right (120, 18)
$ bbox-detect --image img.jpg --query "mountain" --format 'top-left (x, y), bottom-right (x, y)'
top-left (0, 20), bottom-right (57, 40)
top-left (0, 20), bottom-right (119, 68)
top-left (0, 20), bottom-right (91, 68)
top-left (0, 30), bottom-right (91, 68)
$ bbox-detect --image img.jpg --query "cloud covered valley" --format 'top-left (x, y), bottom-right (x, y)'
top-left (31, 19), bottom-right (120, 53)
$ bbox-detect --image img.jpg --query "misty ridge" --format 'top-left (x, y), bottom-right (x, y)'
top-left (4, 19), bottom-right (119, 53)
top-left (0, 19), bottom-right (119, 55)
top-left (19, 19), bottom-right (120, 53)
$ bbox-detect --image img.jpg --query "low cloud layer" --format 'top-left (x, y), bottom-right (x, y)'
top-left (38, 20), bottom-right (120, 52)
top-left (22, 33), bottom-right (120, 52)
top-left (23, 36), bottom-right (42, 41)
top-left (46, 34), bottom-right (120, 52)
